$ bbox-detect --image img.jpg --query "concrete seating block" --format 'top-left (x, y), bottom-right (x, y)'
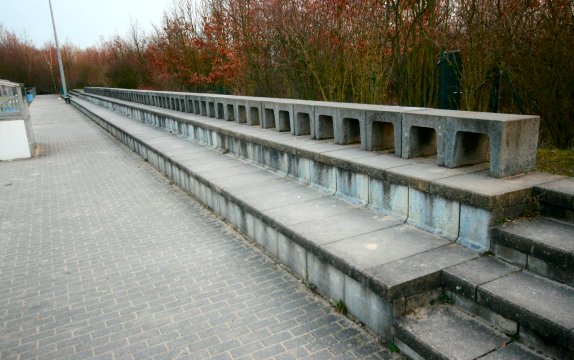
top-left (442, 111), bottom-right (540, 178)
top-left (273, 101), bottom-right (295, 134)
top-left (334, 106), bottom-right (365, 147)
top-left (262, 102), bottom-right (277, 129)
top-left (214, 98), bottom-right (226, 119)
top-left (402, 109), bottom-right (446, 165)
top-left (234, 98), bottom-right (262, 126)
top-left (313, 105), bottom-right (337, 140)
top-left (293, 103), bottom-right (314, 136)
top-left (365, 107), bottom-right (406, 156)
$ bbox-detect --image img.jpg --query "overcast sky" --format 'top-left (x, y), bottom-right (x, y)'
top-left (1, 0), bottom-right (178, 48)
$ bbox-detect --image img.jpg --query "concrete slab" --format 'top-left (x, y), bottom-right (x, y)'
top-left (265, 196), bottom-right (351, 226)
top-left (320, 148), bottom-right (378, 162)
top-left (387, 162), bottom-right (488, 184)
top-left (535, 178), bottom-right (574, 209)
top-left (395, 305), bottom-right (508, 360)
top-left (290, 209), bottom-right (401, 246)
top-left (353, 154), bottom-right (415, 172)
top-left (367, 244), bottom-right (478, 299)
top-left (324, 225), bottom-right (449, 269)
top-left (211, 168), bottom-right (278, 190)
top-left (435, 171), bottom-right (564, 198)
top-left (481, 342), bottom-right (553, 360)
top-left (442, 257), bottom-right (519, 300)
top-left (477, 271), bottom-right (574, 348)
top-left (407, 188), bottom-right (460, 241)
top-left (494, 217), bottom-right (574, 270)
top-left (238, 177), bottom-right (327, 211)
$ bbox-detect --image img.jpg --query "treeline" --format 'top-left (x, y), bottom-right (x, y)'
top-left (1, 0), bottom-right (573, 148)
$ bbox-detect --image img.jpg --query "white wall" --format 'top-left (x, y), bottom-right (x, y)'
top-left (0, 120), bottom-right (32, 160)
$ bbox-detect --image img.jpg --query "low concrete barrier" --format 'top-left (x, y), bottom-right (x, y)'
top-left (84, 87), bottom-right (540, 178)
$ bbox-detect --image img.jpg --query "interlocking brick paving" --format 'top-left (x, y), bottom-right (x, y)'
top-left (0, 96), bottom-right (398, 360)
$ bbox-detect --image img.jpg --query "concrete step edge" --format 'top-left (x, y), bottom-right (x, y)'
top-left (442, 256), bottom-right (574, 357)
top-left (492, 217), bottom-right (574, 285)
top-left (394, 305), bottom-right (552, 360)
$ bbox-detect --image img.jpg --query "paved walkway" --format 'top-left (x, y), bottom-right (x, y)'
top-left (0, 96), bottom-right (395, 360)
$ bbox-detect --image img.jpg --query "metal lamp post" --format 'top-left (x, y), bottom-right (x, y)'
top-left (48, 0), bottom-right (68, 100)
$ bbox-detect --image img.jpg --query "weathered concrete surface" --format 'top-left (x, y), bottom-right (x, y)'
top-left (0, 96), bottom-right (398, 360)
top-left (535, 178), bottom-right (574, 223)
top-left (70, 93), bottom-right (496, 340)
top-left (395, 305), bottom-right (508, 359)
top-left (324, 225), bottom-right (449, 269)
top-left (494, 217), bottom-right (574, 270)
top-left (442, 257), bottom-right (519, 300)
top-left (367, 244), bottom-right (478, 300)
top-left (477, 271), bottom-right (574, 350)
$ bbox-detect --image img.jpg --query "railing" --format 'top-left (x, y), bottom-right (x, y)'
top-left (84, 87), bottom-right (540, 178)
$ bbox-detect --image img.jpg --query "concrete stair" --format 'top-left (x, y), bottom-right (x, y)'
top-left (395, 305), bottom-right (552, 359)
top-left (397, 183), bottom-right (574, 359)
top-left (68, 93), bottom-right (479, 340)
top-left (493, 217), bottom-right (574, 285)
top-left (69, 90), bottom-right (574, 359)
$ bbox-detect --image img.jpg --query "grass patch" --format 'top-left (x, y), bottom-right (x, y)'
top-left (388, 342), bottom-right (400, 353)
top-left (537, 148), bottom-right (574, 177)
top-left (430, 294), bottom-right (454, 305)
top-left (335, 299), bottom-right (347, 315)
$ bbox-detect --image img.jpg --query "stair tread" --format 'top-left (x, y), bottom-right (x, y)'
top-left (536, 178), bottom-right (574, 209)
top-left (479, 342), bottom-right (552, 360)
top-left (395, 305), bottom-right (509, 359)
top-left (478, 270), bottom-right (574, 348)
top-left (443, 256), bottom-right (520, 300)
top-left (494, 217), bottom-right (574, 269)
top-left (396, 305), bottom-right (552, 360)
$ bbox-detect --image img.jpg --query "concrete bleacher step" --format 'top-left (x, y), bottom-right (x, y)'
top-left (492, 217), bottom-right (574, 285)
top-left (69, 94), bottom-right (479, 340)
top-left (534, 178), bottom-right (574, 223)
top-left (443, 256), bottom-right (574, 358)
top-left (70, 90), bottom-right (574, 359)
top-left (395, 305), bottom-right (552, 360)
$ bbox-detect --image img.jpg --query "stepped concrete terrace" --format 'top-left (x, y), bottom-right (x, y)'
top-left (0, 95), bottom-right (400, 360)
top-left (70, 88), bottom-right (574, 359)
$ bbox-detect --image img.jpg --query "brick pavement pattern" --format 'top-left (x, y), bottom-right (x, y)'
top-left (0, 96), bottom-right (397, 359)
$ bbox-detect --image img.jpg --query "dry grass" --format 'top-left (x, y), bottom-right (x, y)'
top-left (537, 148), bottom-right (574, 177)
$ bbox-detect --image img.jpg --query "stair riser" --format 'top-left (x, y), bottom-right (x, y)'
top-left (492, 228), bottom-right (574, 286)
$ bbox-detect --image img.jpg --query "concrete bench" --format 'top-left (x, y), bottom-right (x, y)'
top-left (401, 109), bottom-right (539, 178)
top-left (85, 87), bottom-right (540, 178)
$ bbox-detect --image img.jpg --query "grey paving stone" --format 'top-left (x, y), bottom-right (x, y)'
top-left (0, 95), bottom-right (395, 359)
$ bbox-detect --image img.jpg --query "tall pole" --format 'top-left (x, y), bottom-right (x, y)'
top-left (48, 0), bottom-right (68, 98)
